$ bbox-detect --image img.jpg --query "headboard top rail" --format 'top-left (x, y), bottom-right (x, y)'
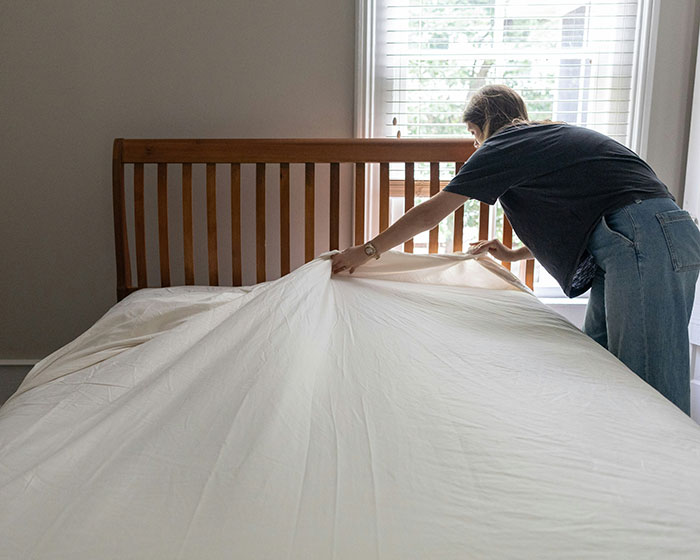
top-left (117, 138), bottom-right (475, 164)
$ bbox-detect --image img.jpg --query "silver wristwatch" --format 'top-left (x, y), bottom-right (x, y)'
top-left (363, 241), bottom-right (381, 259)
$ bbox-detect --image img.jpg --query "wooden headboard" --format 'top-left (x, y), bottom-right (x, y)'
top-left (112, 138), bottom-right (535, 301)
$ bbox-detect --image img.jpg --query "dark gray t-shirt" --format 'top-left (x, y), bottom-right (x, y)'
top-left (443, 123), bottom-right (673, 297)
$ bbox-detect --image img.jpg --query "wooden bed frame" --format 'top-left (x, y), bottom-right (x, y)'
top-left (112, 138), bottom-right (535, 301)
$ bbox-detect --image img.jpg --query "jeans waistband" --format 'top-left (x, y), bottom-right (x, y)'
top-left (604, 195), bottom-right (677, 219)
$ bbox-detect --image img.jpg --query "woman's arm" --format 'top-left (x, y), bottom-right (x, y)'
top-left (331, 190), bottom-right (468, 274)
top-left (372, 190), bottom-right (468, 254)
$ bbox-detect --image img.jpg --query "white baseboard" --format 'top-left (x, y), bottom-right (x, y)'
top-left (0, 360), bottom-right (39, 366)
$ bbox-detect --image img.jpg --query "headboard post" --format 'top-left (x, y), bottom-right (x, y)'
top-left (112, 138), bottom-right (131, 301)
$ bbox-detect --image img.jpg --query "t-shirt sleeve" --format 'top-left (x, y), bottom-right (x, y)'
top-left (442, 142), bottom-right (528, 205)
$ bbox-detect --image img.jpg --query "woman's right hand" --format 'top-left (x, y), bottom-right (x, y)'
top-left (331, 245), bottom-right (373, 275)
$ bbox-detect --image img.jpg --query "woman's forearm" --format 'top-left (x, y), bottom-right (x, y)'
top-left (366, 201), bottom-right (534, 261)
top-left (512, 246), bottom-right (533, 261)
top-left (371, 204), bottom-right (433, 254)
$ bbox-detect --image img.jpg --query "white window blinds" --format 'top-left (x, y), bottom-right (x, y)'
top-left (377, 0), bottom-right (640, 145)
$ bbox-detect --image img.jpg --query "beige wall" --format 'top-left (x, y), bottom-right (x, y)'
top-left (646, 0), bottom-right (700, 202)
top-left (2, 0), bottom-right (700, 360)
top-left (1, 0), bottom-right (355, 359)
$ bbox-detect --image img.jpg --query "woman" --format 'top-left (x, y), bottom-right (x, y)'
top-left (331, 84), bottom-right (700, 416)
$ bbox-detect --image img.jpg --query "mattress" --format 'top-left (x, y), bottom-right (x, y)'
top-left (1, 250), bottom-right (700, 559)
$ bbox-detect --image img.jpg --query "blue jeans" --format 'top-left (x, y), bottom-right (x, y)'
top-left (584, 197), bottom-right (700, 415)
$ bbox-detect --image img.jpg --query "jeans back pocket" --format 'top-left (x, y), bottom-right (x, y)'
top-left (656, 210), bottom-right (700, 271)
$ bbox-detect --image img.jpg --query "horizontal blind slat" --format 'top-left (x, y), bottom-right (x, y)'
top-left (386, 76), bottom-right (634, 82)
top-left (387, 63), bottom-right (635, 68)
top-left (386, 88), bottom-right (634, 93)
top-left (386, 51), bottom-right (634, 56)
top-left (388, 122), bottom-right (631, 128)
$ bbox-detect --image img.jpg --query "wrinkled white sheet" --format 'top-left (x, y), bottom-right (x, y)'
top-left (1, 250), bottom-right (700, 559)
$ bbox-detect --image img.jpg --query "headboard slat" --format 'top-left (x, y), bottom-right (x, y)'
top-left (379, 163), bottom-right (390, 232)
top-left (523, 259), bottom-right (535, 288)
top-left (452, 161), bottom-right (464, 253)
top-left (305, 163), bottom-right (315, 263)
top-left (157, 163), bottom-right (170, 287)
top-left (429, 162), bottom-right (440, 254)
top-left (231, 164), bottom-right (242, 286)
top-left (354, 163), bottom-right (365, 246)
top-left (256, 163), bottom-right (266, 283)
top-left (280, 163), bottom-right (291, 277)
top-left (206, 163), bottom-right (219, 286)
top-left (479, 202), bottom-right (489, 241)
top-left (404, 162), bottom-right (415, 254)
top-left (330, 162), bottom-right (340, 251)
top-left (134, 163), bottom-right (147, 287)
top-left (182, 164), bottom-right (194, 285)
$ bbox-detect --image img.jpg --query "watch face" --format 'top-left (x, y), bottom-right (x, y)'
top-left (364, 244), bottom-right (375, 256)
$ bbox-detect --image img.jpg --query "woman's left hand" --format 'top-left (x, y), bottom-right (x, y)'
top-left (469, 238), bottom-right (516, 261)
top-left (331, 245), bottom-right (372, 274)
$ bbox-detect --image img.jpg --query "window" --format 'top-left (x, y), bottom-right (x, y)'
top-left (359, 0), bottom-right (648, 296)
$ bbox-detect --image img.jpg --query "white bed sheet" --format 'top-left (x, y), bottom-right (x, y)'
top-left (1, 250), bottom-right (700, 559)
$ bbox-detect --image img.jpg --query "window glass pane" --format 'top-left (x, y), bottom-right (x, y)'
top-left (382, 0), bottom-right (638, 142)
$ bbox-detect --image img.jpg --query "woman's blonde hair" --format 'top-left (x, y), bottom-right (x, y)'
top-left (462, 84), bottom-right (560, 139)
